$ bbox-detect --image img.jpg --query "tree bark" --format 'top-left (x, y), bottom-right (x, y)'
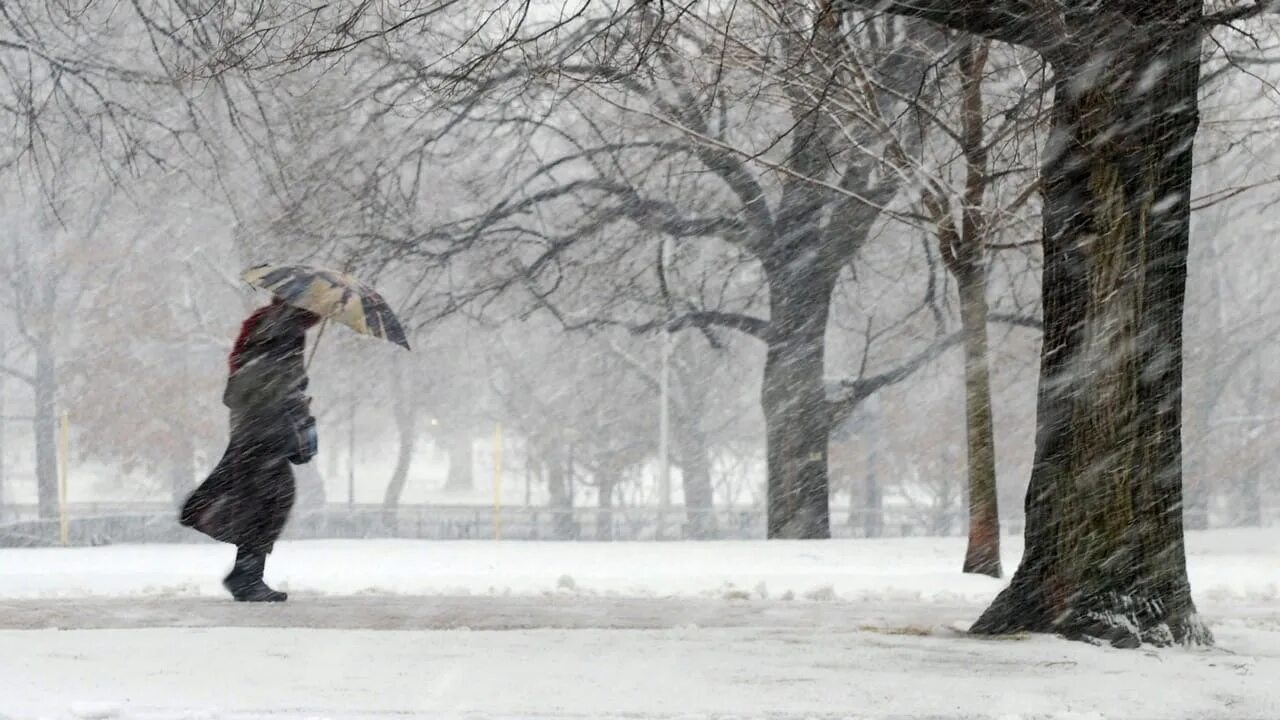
top-left (762, 262), bottom-right (838, 539)
top-left (971, 8), bottom-right (1210, 647)
top-left (958, 272), bottom-right (1001, 577)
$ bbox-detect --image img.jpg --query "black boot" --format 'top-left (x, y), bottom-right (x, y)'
top-left (223, 547), bottom-right (288, 602)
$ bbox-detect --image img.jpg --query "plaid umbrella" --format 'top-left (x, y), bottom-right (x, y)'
top-left (242, 264), bottom-right (410, 351)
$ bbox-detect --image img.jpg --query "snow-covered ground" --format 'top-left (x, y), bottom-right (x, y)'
top-left (1, 529), bottom-right (1277, 719)
top-left (1, 528), bottom-right (1276, 604)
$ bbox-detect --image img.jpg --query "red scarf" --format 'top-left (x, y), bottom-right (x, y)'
top-left (228, 299), bottom-right (322, 373)
top-left (228, 302), bottom-right (280, 374)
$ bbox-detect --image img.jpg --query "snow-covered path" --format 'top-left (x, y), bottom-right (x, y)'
top-left (2, 530), bottom-right (1278, 719)
top-left (2, 599), bottom-right (1278, 720)
top-left (0, 594), bottom-right (977, 631)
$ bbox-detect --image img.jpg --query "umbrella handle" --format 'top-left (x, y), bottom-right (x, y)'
top-left (306, 318), bottom-right (329, 371)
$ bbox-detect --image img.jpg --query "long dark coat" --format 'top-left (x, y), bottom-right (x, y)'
top-left (180, 304), bottom-right (315, 554)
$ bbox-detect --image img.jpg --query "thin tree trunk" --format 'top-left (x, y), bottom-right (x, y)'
top-left (443, 427), bottom-right (474, 492)
top-left (1236, 367), bottom-right (1264, 527)
top-left (34, 341), bottom-right (58, 521)
top-left (863, 469), bottom-right (882, 538)
top-left (382, 386), bottom-right (417, 523)
top-left (972, 12), bottom-right (1209, 647)
top-left (546, 442), bottom-right (575, 540)
top-left (596, 472), bottom-right (614, 541)
top-left (677, 425), bottom-right (715, 540)
top-left (958, 273), bottom-right (1001, 577)
top-left (858, 396), bottom-right (884, 538)
top-left (762, 266), bottom-right (837, 539)
top-left (1238, 461), bottom-right (1263, 528)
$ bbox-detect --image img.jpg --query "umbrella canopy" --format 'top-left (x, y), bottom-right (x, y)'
top-left (242, 264), bottom-right (410, 350)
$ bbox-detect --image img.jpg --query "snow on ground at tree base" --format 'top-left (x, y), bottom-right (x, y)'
top-left (0, 528), bottom-right (1276, 719)
top-left (0, 527), bottom-right (1276, 607)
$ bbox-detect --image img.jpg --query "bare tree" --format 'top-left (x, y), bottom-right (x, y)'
top-left (835, 0), bottom-right (1280, 647)
top-left (363, 5), bottom-right (963, 538)
top-left (0, 161), bottom-right (133, 518)
top-left (906, 39), bottom-right (1046, 576)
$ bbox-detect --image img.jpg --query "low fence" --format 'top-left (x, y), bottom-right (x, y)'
top-left (0, 503), bottom-right (981, 547)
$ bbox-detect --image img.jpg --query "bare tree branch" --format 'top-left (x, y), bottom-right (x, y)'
top-left (1202, 1), bottom-right (1280, 28)
top-left (832, 1), bottom-right (1062, 50)
top-left (634, 310), bottom-right (770, 340)
top-left (828, 329), bottom-right (963, 424)
top-left (0, 362), bottom-right (35, 386)
top-left (989, 312), bottom-right (1042, 331)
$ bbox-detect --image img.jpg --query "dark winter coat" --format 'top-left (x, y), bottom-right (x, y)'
top-left (180, 303), bottom-right (319, 554)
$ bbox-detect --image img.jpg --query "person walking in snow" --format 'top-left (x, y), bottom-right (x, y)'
top-left (180, 296), bottom-right (321, 602)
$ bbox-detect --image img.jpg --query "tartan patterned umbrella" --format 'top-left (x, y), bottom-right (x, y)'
top-left (242, 264), bottom-right (410, 351)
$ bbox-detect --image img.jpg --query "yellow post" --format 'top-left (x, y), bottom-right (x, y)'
top-left (493, 423), bottom-right (503, 540)
top-left (57, 412), bottom-right (70, 546)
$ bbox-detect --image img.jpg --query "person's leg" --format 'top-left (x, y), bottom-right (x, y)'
top-left (223, 544), bottom-right (288, 602)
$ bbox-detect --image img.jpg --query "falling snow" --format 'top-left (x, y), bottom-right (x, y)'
top-left (1, 2), bottom-right (1279, 718)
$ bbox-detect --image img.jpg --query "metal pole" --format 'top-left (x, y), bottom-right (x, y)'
top-left (658, 322), bottom-right (671, 537)
top-left (57, 412), bottom-right (69, 546)
top-left (0, 336), bottom-right (6, 510)
top-left (657, 236), bottom-right (673, 540)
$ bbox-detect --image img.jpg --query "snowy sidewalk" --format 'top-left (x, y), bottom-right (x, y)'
top-left (2, 611), bottom-right (1278, 719)
top-left (1, 529), bottom-right (1278, 719)
top-left (0, 594), bottom-right (980, 631)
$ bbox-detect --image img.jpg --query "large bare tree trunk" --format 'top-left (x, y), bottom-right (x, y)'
top-left (762, 262), bottom-right (837, 539)
top-left (972, 8), bottom-right (1208, 646)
